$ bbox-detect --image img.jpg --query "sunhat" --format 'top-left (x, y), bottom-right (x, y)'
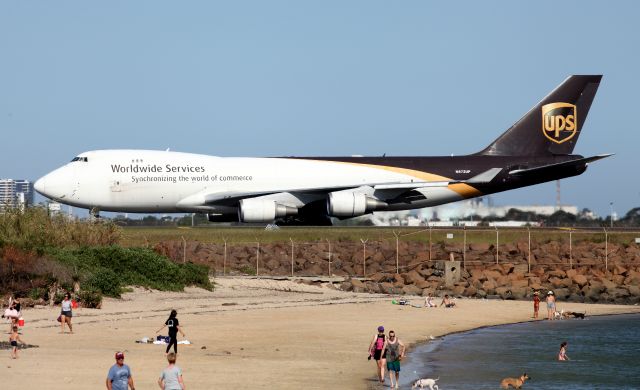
top-left (377, 326), bottom-right (384, 332)
top-left (115, 352), bottom-right (125, 359)
top-left (547, 291), bottom-right (554, 295)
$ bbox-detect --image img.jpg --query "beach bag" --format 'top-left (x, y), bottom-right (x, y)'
top-left (57, 315), bottom-right (62, 322)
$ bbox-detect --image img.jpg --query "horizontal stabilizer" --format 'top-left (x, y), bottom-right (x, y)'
top-left (509, 154), bottom-right (613, 176)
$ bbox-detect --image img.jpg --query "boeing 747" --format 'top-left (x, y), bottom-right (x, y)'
top-left (35, 75), bottom-right (610, 225)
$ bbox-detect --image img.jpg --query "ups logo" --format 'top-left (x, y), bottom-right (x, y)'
top-left (542, 102), bottom-right (577, 144)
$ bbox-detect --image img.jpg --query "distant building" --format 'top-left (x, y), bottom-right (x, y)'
top-left (0, 179), bottom-right (35, 210)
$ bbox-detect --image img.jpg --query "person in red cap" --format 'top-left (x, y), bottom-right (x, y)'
top-left (106, 351), bottom-right (135, 390)
top-left (368, 325), bottom-right (387, 384)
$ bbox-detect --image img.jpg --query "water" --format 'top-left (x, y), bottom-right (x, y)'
top-left (400, 314), bottom-right (640, 390)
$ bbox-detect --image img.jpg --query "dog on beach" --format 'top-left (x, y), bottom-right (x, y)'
top-left (500, 373), bottom-right (530, 389)
top-left (563, 310), bottom-right (586, 319)
top-left (412, 377), bottom-right (439, 389)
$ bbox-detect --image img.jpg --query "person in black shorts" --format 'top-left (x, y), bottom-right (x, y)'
top-left (368, 325), bottom-right (387, 384)
top-left (9, 325), bottom-right (25, 359)
top-left (156, 309), bottom-right (185, 354)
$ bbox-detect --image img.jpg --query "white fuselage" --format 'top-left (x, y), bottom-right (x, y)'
top-left (35, 150), bottom-right (465, 215)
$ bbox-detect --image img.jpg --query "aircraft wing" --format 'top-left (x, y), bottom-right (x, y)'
top-left (176, 167), bottom-right (504, 209)
top-left (373, 167), bottom-right (503, 190)
top-left (508, 154), bottom-right (613, 176)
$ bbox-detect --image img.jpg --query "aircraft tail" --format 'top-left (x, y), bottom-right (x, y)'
top-left (476, 75), bottom-right (602, 156)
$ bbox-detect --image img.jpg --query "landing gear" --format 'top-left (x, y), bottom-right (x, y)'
top-left (90, 207), bottom-right (101, 220)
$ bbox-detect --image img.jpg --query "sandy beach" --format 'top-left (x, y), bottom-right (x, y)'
top-left (2, 278), bottom-right (639, 389)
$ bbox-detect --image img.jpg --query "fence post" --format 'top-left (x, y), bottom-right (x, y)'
top-left (604, 227), bottom-right (608, 271)
top-left (223, 238), bottom-right (227, 276)
top-left (463, 225), bottom-right (467, 270)
top-left (360, 238), bottom-right (368, 277)
top-left (181, 236), bottom-right (186, 264)
top-left (326, 239), bottom-right (332, 277)
top-left (393, 231), bottom-right (400, 274)
top-left (428, 227), bottom-right (432, 262)
top-left (569, 229), bottom-right (573, 268)
top-left (256, 241), bottom-right (260, 277)
top-left (290, 238), bottom-right (294, 277)
top-left (527, 228), bottom-right (531, 273)
top-left (495, 227), bottom-right (499, 265)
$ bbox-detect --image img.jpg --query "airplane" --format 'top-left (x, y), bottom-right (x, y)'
top-left (35, 75), bottom-right (610, 225)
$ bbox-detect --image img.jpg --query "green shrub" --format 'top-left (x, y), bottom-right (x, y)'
top-left (239, 266), bottom-right (256, 275)
top-left (78, 289), bottom-right (102, 309)
top-left (46, 245), bottom-right (212, 297)
top-left (87, 267), bottom-right (122, 297)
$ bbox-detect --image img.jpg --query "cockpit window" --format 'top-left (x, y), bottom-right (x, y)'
top-left (71, 157), bottom-right (88, 162)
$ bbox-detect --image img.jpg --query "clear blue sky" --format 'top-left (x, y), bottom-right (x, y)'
top-left (1, 1), bottom-right (638, 218)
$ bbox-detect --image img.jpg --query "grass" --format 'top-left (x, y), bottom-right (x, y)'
top-left (119, 226), bottom-right (640, 247)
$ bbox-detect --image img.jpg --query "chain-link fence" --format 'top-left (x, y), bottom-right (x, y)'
top-left (167, 228), bottom-right (640, 277)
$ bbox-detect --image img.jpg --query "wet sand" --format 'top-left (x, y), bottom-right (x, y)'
top-left (2, 278), bottom-right (638, 389)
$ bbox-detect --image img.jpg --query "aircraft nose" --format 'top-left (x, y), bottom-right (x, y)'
top-left (34, 176), bottom-right (47, 195)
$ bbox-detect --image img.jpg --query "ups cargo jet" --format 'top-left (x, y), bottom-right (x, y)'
top-left (35, 75), bottom-right (610, 225)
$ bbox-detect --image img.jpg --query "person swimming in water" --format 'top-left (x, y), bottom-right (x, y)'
top-left (558, 341), bottom-right (570, 361)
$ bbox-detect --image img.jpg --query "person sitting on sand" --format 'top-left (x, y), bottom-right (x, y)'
top-left (158, 352), bottom-right (186, 390)
top-left (9, 325), bottom-right (25, 359)
top-left (440, 294), bottom-right (456, 308)
top-left (558, 341), bottom-right (569, 361)
top-left (424, 293), bottom-right (435, 308)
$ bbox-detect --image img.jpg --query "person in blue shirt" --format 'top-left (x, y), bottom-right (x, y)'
top-left (106, 351), bottom-right (135, 390)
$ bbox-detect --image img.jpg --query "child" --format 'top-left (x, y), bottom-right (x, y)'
top-left (9, 325), bottom-right (24, 359)
top-left (533, 291), bottom-right (540, 319)
top-left (158, 352), bottom-right (185, 389)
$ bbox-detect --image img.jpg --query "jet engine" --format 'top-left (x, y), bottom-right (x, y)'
top-left (327, 192), bottom-right (387, 218)
top-left (238, 199), bottom-right (298, 223)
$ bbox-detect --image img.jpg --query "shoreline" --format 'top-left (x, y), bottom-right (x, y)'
top-left (1, 279), bottom-right (639, 389)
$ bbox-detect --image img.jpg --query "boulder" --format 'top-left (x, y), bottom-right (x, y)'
top-left (495, 287), bottom-right (512, 299)
top-left (451, 285), bottom-right (465, 297)
top-left (363, 282), bottom-right (380, 293)
top-left (404, 270), bottom-right (425, 285)
top-left (627, 285), bottom-right (640, 297)
top-left (571, 274), bottom-right (589, 287)
top-left (553, 288), bottom-right (571, 299)
top-left (379, 282), bottom-right (397, 295)
top-left (510, 279), bottom-right (529, 289)
top-left (402, 284), bottom-right (423, 296)
top-left (463, 286), bottom-right (477, 296)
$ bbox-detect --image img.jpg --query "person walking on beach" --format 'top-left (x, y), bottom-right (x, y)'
top-left (9, 325), bottom-right (25, 359)
top-left (368, 325), bottom-right (387, 384)
top-left (60, 293), bottom-right (73, 333)
top-left (558, 341), bottom-right (570, 361)
top-left (106, 352), bottom-right (135, 390)
top-left (158, 352), bottom-right (186, 390)
top-left (533, 291), bottom-right (540, 319)
top-left (383, 330), bottom-right (405, 389)
top-left (546, 291), bottom-right (556, 320)
top-left (157, 310), bottom-right (186, 355)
